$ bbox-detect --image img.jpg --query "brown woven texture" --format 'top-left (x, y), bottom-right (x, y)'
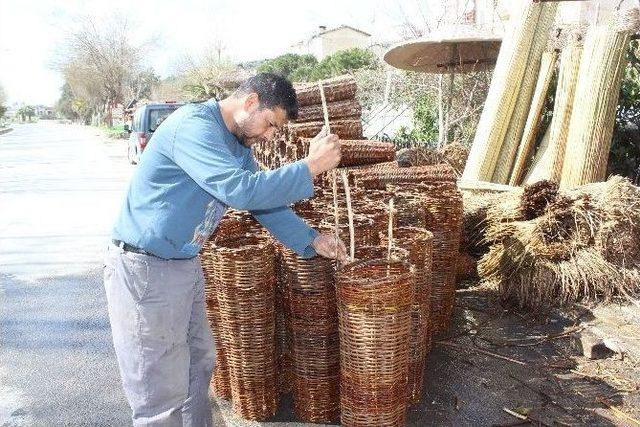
top-left (202, 214), bottom-right (261, 400)
top-left (295, 75), bottom-right (357, 107)
top-left (297, 138), bottom-right (396, 168)
top-left (320, 214), bottom-right (379, 248)
top-left (381, 227), bottom-right (434, 403)
top-left (337, 259), bottom-right (414, 427)
top-left (274, 243), bottom-right (293, 396)
top-left (201, 239), bottom-right (232, 400)
top-left (397, 183), bottom-right (464, 334)
top-left (281, 248), bottom-right (340, 424)
top-left (286, 119), bottom-right (363, 140)
top-left (212, 235), bottom-right (278, 420)
top-left (352, 164), bottom-right (457, 190)
top-left (295, 99), bottom-right (362, 123)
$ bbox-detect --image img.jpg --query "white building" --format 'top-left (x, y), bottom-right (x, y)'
top-left (290, 25), bottom-right (372, 60)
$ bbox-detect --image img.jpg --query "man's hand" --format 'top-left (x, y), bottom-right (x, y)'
top-left (304, 126), bottom-right (341, 177)
top-left (312, 233), bottom-right (348, 263)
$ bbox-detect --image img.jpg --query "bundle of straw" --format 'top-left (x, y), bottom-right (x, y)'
top-left (560, 9), bottom-right (640, 188)
top-left (478, 176), bottom-right (640, 309)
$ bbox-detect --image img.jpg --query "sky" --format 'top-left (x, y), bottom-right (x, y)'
top-left (0, 0), bottom-right (440, 106)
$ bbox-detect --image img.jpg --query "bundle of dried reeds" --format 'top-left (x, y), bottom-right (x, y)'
top-left (492, 3), bottom-right (559, 184)
top-left (509, 51), bottom-right (558, 185)
top-left (478, 176), bottom-right (640, 308)
top-left (463, 1), bottom-right (557, 182)
top-left (519, 180), bottom-right (559, 220)
top-left (525, 32), bottom-right (583, 184)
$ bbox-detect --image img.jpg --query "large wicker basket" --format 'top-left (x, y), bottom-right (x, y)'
top-left (281, 248), bottom-right (340, 423)
top-left (211, 235), bottom-right (278, 420)
top-left (336, 259), bottom-right (414, 427)
top-left (381, 226), bottom-right (434, 403)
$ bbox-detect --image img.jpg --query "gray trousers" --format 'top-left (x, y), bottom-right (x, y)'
top-left (104, 244), bottom-right (215, 426)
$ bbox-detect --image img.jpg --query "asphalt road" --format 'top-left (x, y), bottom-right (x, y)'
top-left (0, 122), bottom-right (134, 426)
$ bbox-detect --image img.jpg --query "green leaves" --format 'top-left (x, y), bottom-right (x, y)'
top-left (257, 49), bottom-right (377, 83)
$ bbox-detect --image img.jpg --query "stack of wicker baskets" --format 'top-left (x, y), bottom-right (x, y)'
top-left (252, 75), bottom-right (396, 171)
top-left (381, 227), bottom-right (434, 403)
top-left (202, 75), bottom-right (467, 425)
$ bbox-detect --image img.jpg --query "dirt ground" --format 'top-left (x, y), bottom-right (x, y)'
top-left (213, 284), bottom-right (640, 426)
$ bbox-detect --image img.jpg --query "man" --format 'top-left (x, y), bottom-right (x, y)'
top-left (104, 73), bottom-right (347, 426)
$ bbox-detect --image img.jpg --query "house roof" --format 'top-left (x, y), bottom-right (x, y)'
top-left (316, 25), bottom-right (371, 38)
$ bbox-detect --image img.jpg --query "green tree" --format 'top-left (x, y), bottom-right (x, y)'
top-left (257, 53), bottom-right (318, 80)
top-left (0, 83), bottom-right (6, 121)
top-left (609, 40), bottom-right (640, 180)
top-left (17, 106), bottom-right (35, 122)
top-left (309, 48), bottom-right (377, 81)
top-left (56, 82), bottom-right (79, 121)
top-left (394, 95), bottom-right (439, 147)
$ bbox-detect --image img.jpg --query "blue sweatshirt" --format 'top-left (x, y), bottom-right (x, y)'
top-left (112, 99), bottom-right (318, 259)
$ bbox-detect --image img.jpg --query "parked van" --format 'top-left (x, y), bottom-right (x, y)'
top-left (125, 102), bottom-right (184, 164)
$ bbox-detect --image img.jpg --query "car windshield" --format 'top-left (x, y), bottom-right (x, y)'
top-left (148, 107), bottom-right (178, 132)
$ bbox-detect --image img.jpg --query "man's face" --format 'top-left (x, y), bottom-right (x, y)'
top-left (236, 93), bottom-right (288, 148)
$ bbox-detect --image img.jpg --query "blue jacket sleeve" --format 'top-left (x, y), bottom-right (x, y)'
top-left (244, 152), bottom-right (319, 258)
top-left (172, 105), bottom-right (314, 211)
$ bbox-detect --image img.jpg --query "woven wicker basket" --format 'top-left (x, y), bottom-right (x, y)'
top-left (281, 248), bottom-right (340, 423)
top-left (274, 243), bottom-right (293, 396)
top-left (336, 259), bottom-right (414, 427)
top-left (202, 216), bottom-right (249, 401)
top-left (381, 227), bottom-right (434, 403)
top-left (393, 183), bottom-right (464, 334)
top-left (212, 235), bottom-right (278, 420)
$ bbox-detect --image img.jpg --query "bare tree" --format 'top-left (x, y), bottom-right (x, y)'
top-left (175, 45), bottom-right (246, 101)
top-left (56, 13), bottom-right (157, 126)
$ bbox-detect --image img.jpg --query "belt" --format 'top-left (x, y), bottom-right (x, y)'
top-left (112, 239), bottom-right (151, 255)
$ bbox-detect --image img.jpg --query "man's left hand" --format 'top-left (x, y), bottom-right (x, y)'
top-left (312, 233), bottom-right (348, 263)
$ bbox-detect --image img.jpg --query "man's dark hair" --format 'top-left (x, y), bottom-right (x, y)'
top-left (234, 73), bottom-right (298, 120)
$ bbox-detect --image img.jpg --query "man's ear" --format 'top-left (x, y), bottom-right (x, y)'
top-left (244, 92), bottom-right (260, 113)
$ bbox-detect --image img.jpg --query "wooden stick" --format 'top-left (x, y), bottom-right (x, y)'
top-left (437, 341), bottom-right (527, 366)
top-left (597, 398), bottom-right (640, 425)
top-left (332, 171), bottom-right (340, 263)
top-left (340, 170), bottom-right (355, 261)
top-left (387, 198), bottom-right (394, 261)
top-left (318, 81), bottom-right (331, 134)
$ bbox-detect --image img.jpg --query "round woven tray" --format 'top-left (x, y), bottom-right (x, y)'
top-left (281, 248), bottom-right (340, 423)
top-left (336, 259), bottom-right (414, 427)
top-left (212, 235), bottom-right (278, 420)
top-left (381, 226), bottom-right (434, 403)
